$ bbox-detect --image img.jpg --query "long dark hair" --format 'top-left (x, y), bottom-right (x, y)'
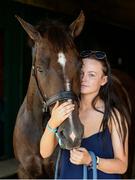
top-left (86, 54), bottom-right (131, 148)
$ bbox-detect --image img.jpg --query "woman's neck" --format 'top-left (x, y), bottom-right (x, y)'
top-left (80, 94), bottom-right (95, 111)
top-left (80, 94), bottom-right (103, 112)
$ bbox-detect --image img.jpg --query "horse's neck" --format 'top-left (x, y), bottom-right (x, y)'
top-left (26, 74), bottom-right (49, 129)
top-left (26, 74), bottom-right (42, 114)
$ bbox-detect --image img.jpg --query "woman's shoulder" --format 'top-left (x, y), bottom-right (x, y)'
top-left (108, 108), bottom-right (121, 132)
top-left (108, 108), bottom-right (128, 135)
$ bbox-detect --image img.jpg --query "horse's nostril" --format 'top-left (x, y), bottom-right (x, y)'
top-left (69, 131), bottom-right (76, 142)
top-left (59, 130), bottom-right (65, 138)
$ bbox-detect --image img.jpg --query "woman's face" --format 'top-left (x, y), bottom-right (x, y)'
top-left (80, 58), bottom-right (107, 95)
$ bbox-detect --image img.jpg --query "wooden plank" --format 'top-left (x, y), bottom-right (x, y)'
top-left (13, 0), bottom-right (80, 15)
top-left (0, 158), bottom-right (18, 178)
top-left (13, 0), bottom-right (135, 29)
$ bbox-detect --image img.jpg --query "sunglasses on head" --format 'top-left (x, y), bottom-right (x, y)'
top-left (80, 50), bottom-right (106, 59)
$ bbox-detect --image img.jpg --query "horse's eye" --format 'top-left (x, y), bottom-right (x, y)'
top-left (57, 69), bottom-right (62, 75)
top-left (36, 66), bottom-right (43, 72)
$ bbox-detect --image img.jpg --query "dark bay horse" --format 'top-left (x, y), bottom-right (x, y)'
top-left (13, 11), bottom-right (85, 179)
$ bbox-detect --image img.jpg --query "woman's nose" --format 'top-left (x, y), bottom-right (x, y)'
top-left (81, 74), bottom-right (87, 81)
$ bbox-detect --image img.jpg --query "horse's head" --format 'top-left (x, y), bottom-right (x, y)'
top-left (15, 11), bottom-right (85, 150)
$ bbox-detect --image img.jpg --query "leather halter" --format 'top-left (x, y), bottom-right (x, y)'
top-left (32, 46), bottom-right (77, 112)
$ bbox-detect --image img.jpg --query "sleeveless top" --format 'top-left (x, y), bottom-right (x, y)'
top-left (58, 127), bottom-right (121, 179)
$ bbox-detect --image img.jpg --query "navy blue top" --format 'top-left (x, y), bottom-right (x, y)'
top-left (58, 127), bottom-right (121, 179)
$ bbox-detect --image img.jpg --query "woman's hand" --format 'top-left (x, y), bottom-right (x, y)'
top-left (70, 147), bottom-right (92, 165)
top-left (48, 101), bottom-right (75, 129)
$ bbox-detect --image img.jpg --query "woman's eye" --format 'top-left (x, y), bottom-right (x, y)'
top-left (80, 71), bottom-right (84, 76)
top-left (88, 73), bottom-right (95, 77)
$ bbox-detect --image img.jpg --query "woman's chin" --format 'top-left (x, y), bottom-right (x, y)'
top-left (81, 90), bottom-right (89, 94)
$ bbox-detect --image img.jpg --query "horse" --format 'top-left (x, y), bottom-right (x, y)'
top-left (13, 11), bottom-right (85, 179)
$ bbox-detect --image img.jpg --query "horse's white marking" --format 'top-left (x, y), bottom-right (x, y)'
top-left (58, 53), bottom-right (75, 142)
top-left (69, 131), bottom-right (76, 142)
top-left (58, 52), bottom-right (66, 70)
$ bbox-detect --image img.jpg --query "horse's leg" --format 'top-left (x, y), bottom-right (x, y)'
top-left (18, 155), bottom-right (45, 179)
top-left (42, 147), bottom-right (60, 179)
top-left (18, 164), bottom-right (30, 179)
top-left (43, 157), bottom-right (55, 179)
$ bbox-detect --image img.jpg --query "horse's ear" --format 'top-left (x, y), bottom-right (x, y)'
top-left (69, 10), bottom-right (85, 38)
top-left (15, 15), bottom-right (41, 41)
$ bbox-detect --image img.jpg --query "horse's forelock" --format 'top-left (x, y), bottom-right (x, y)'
top-left (36, 20), bottom-right (75, 52)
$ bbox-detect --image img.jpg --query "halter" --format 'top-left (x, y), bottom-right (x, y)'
top-left (31, 45), bottom-right (78, 112)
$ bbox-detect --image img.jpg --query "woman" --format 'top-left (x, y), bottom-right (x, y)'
top-left (40, 50), bottom-right (130, 179)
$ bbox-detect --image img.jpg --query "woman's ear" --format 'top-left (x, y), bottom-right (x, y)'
top-left (101, 76), bottom-right (108, 86)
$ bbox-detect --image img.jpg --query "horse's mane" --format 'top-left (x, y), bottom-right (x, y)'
top-left (35, 19), bottom-right (75, 52)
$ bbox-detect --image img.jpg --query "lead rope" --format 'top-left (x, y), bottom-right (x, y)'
top-left (54, 150), bottom-right (97, 180)
top-left (54, 148), bottom-right (62, 180)
top-left (83, 151), bottom-right (97, 180)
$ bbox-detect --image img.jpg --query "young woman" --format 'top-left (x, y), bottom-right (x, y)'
top-left (40, 50), bottom-right (130, 179)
